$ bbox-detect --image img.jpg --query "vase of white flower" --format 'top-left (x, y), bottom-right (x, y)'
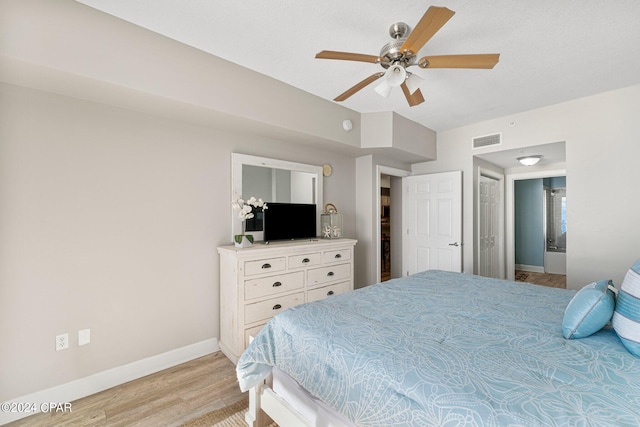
top-left (232, 196), bottom-right (267, 248)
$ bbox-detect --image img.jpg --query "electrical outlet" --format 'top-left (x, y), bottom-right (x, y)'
top-left (56, 333), bottom-right (69, 351)
top-left (78, 329), bottom-right (90, 346)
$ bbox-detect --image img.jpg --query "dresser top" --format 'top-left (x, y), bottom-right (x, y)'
top-left (217, 238), bottom-right (357, 255)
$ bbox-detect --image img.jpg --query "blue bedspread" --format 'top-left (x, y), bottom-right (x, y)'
top-left (237, 270), bottom-right (640, 426)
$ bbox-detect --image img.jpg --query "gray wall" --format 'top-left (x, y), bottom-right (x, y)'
top-left (413, 83), bottom-right (640, 290)
top-left (0, 82), bottom-right (359, 401)
top-left (0, 0), bottom-right (406, 405)
top-left (243, 165), bottom-right (274, 201)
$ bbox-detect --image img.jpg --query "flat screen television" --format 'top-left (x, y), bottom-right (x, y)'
top-left (263, 202), bottom-right (317, 242)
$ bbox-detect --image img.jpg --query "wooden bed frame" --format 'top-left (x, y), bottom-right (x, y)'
top-left (246, 375), bottom-right (311, 427)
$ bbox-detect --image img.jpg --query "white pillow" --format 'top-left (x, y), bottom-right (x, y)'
top-left (612, 260), bottom-right (640, 356)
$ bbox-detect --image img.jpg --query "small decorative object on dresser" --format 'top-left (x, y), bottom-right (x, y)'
top-left (231, 196), bottom-right (267, 248)
top-left (217, 238), bottom-right (357, 363)
top-left (321, 203), bottom-right (343, 239)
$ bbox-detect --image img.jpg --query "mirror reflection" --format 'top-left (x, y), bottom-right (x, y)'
top-left (242, 165), bottom-right (317, 204)
top-left (242, 165), bottom-right (317, 232)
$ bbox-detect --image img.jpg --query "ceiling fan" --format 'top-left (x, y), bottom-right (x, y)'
top-left (316, 6), bottom-right (500, 107)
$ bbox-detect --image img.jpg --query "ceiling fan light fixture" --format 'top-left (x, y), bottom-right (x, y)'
top-left (385, 64), bottom-right (407, 87)
top-left (517, 155), bottom-right (543, 166)
top-left (405, 72), bottom-right (423, 95)
top-left (316, 6), bottom-right (499, 106)
top-left (374, 80), bottom-right (392, 98)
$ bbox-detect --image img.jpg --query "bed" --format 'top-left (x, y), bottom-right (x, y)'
top-left (237, 269), bottom-right (640, 426)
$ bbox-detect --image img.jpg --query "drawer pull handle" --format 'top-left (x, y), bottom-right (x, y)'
top-left (261, 263), bottom-right (272, 269)
top-left (335, 254), bottom-right (342, 259)
top-left (272, 281), bottom-right (282, 287)
top-left (302, 258), bottom-right (310, 263)
top-left (327, 271), bottom-right (335, 277)
top-left (272, 304), bottom-right (282, 310)
top-left (327, 291), bottom-right (335, 296)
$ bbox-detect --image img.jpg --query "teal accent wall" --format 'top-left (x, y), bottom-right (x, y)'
top-left (544, 176), bottom-right (566, 189)
top-left (515, 179), bottom-right (544, 267)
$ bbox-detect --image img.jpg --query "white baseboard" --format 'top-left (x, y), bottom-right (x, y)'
top-left (0, 338), bottom-right (219, 425)
top-left (515, 264), bottom-right (545, 273)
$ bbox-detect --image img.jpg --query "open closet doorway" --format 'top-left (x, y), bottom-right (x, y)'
top-left (377, 166), bottom-right (410, 282)
top-left (381, 176), bottom-right (391, 281)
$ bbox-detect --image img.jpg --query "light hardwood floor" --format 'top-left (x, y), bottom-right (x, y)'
top-left (515, 270), bottom-right (566, 288)
top-left (5, 352), bottom-right (245, 427)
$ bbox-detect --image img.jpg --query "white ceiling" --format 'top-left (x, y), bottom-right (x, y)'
top-left (75, 0), bottom-right (640, 133)
top-left (476, 141), bottom-right (566, 170)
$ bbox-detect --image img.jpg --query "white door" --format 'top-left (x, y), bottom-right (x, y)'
top-left (479, 175), bottom-right (500, 278)
top-left (403, 171), bottom-right (462, 275)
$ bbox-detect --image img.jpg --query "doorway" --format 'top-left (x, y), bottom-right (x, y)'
top-left (380, 176), bottom-right (391, 281)
top-left (506, 168), bottom-right (567, 282)
top-left (376, 166), bottom-right (410, 283)
top-left (512, 176), bottom-right (567, 287)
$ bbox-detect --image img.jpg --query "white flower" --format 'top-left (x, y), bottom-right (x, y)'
top-left (232, 196), bottom-right (268, 221)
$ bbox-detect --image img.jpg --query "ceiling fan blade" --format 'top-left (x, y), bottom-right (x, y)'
top-left (419, 54), bottom-right (500, 69)
top-left (334, 73), bottom-right (385, 102)
top-left (316, 50), bottom-right (381, 63)
top-left (401, 83), bottom-right (425, 107)
top-left (400, 6), bottom-right (455, 55)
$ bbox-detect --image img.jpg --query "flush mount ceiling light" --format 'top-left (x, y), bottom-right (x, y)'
top-left (517, 155), bottom-right (543, 166)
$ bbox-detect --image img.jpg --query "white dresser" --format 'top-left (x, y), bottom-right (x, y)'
top-left (217, 238), bottom-right (357, 363)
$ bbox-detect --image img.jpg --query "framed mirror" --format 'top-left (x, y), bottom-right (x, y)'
top-left (231, 153), bottom-right (323, 242)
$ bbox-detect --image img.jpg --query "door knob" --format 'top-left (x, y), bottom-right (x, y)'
top-left (448, 242), bottom-right (460, 247)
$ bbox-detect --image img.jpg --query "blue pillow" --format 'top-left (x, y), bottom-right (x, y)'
top-left (562, 279), bottom-right (615, 339)
top-left (612, 260), bottom-right (640, 356)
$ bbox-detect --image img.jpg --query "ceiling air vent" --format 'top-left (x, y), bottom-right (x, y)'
top-left (472, 133), bottom-right (502, 149)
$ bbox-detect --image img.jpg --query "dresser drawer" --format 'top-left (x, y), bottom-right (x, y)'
top-left (307, 263), bottom-right (351, 286)
top-left (244, 271), bottom-right (304, 300)
top-left (323, 249), bottom-right (351, 264)
top-left (244, 323), bottom-right (266, 348)
top-left (244, 257), bottom-right (286, 276)
top-left (218, 239), bottom-right (357, 364)
top-left (244, 292), bottom-right (304, 324)
top-left (307, 281), bottom-right (351, 302)
top-left (288, 252), bottom-right (322, 269)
